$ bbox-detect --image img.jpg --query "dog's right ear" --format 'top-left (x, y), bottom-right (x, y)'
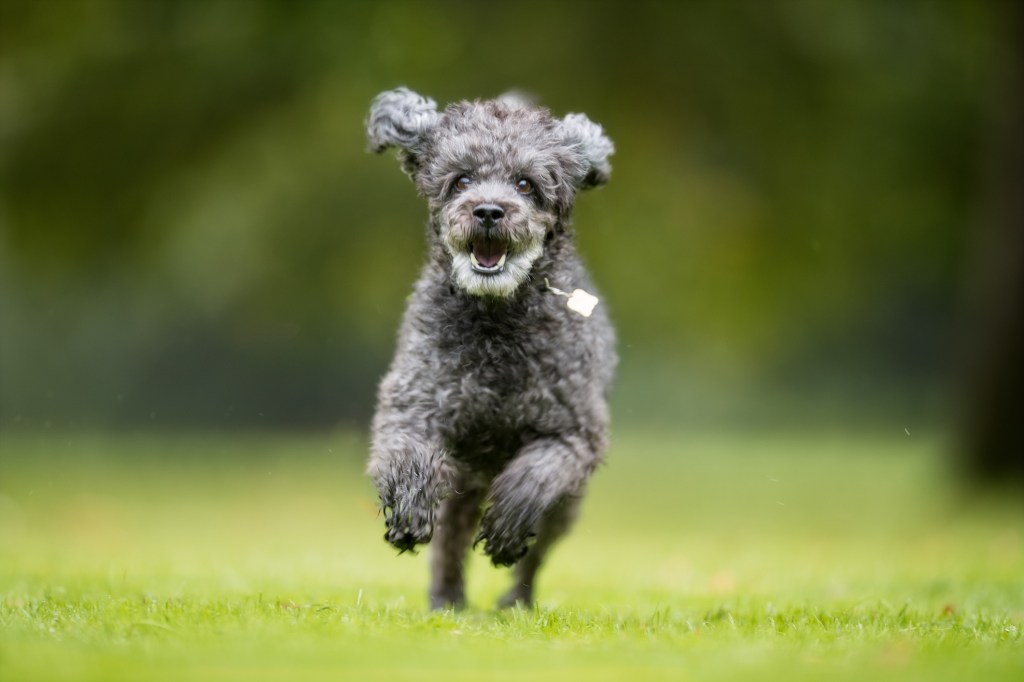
top-left (366, 87), bottom-right (440, 176)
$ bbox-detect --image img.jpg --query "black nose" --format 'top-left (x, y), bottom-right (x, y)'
top-left (472, 204), bottom-right (505, 227)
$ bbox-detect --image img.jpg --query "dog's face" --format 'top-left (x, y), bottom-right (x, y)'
top-left (367, 89), bottom-right (613, 297)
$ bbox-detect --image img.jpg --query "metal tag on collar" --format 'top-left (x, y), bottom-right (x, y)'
top-left (545, 278), bottom-right (599, 317)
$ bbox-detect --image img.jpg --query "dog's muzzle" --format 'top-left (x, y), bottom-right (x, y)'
top-left (469, 204), bottom-right (509, 274)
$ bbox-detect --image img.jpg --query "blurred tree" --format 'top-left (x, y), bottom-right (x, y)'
top-left (960, 2), bottom-right (1024, 485)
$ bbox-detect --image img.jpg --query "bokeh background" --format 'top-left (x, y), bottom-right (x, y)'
top-left (0, 0), bottom-right (1020, 480)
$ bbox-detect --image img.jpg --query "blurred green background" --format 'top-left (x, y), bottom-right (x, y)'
top-left (0, 0), bottom-right (1017, 438)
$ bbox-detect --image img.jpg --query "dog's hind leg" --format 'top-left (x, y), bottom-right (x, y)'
top-left (429, 481), bottom-right (485, 610)
top-left (497, 495), bottom-right (581, 609)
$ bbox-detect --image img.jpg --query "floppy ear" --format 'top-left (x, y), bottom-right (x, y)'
top-left (366, 87), bottom-right (440, 175)
top-left (560, 112), bottom-right (614, 189)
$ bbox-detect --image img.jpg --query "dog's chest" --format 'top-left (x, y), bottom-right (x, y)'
top-left (432, 308), bottom-right (566, 467)
top-left (437, 325), bottom-right (539, 418)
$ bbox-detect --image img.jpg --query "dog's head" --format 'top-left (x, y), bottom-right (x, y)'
top-left (367, 87), bottom-right (613, 297)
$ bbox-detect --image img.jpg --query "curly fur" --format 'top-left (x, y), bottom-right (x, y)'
top-left (365, 88), bottom-right (616, 610)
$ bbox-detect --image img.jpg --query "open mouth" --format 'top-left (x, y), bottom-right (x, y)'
top-left (468, 239), bottom-right (508, 274)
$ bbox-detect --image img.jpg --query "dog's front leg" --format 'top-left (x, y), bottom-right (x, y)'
top-left (368, 433), bottom-right (453, 553)
top-left (477, 436), bottom-right (598, 566)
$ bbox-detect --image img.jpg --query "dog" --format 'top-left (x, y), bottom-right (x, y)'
top-left (365, 87), bottom-right (616, 609)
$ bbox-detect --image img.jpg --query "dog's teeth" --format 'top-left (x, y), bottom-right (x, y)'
top-left (497, 253), bottom-right (506, 268)
top-left (470, 252), bottom-right (480, 267)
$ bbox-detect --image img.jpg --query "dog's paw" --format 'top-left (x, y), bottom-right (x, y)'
top-left (475, 511), bottom-right (535, 567)
top-left (429, 587), bottom-right (466, 611)
top-left (496, 584), bottom-right (533, 609)
top-left (381, 490), bottom-right (435, 553)
top-left (372, 448), bottom-right (452, 553)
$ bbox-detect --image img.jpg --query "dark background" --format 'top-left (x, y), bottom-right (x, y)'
top-left (0, 0), bottom-right (1017, 445)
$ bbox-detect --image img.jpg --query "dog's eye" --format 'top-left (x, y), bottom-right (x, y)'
top-left (515, 179), bottom-right (533, 195)
top-left (455, 176), bottom-right (473, 192)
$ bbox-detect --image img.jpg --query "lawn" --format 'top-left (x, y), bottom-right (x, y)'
top-left (1, 428), bottom-right (1021, 681)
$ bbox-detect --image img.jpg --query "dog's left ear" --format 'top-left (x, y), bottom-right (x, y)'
top-left (366, 87), bottom-right (440, 176)
top-left (560, 113), bottom-right (614, 189)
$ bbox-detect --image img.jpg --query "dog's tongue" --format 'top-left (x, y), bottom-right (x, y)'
top-left (473, 239), bottom-right (506, 268)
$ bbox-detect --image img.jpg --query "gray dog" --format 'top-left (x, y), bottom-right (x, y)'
top-left (365, 87), bottom-right (616, 609)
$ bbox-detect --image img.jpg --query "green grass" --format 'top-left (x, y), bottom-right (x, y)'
top-left (1, 428), bottom-right (1022, 681)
